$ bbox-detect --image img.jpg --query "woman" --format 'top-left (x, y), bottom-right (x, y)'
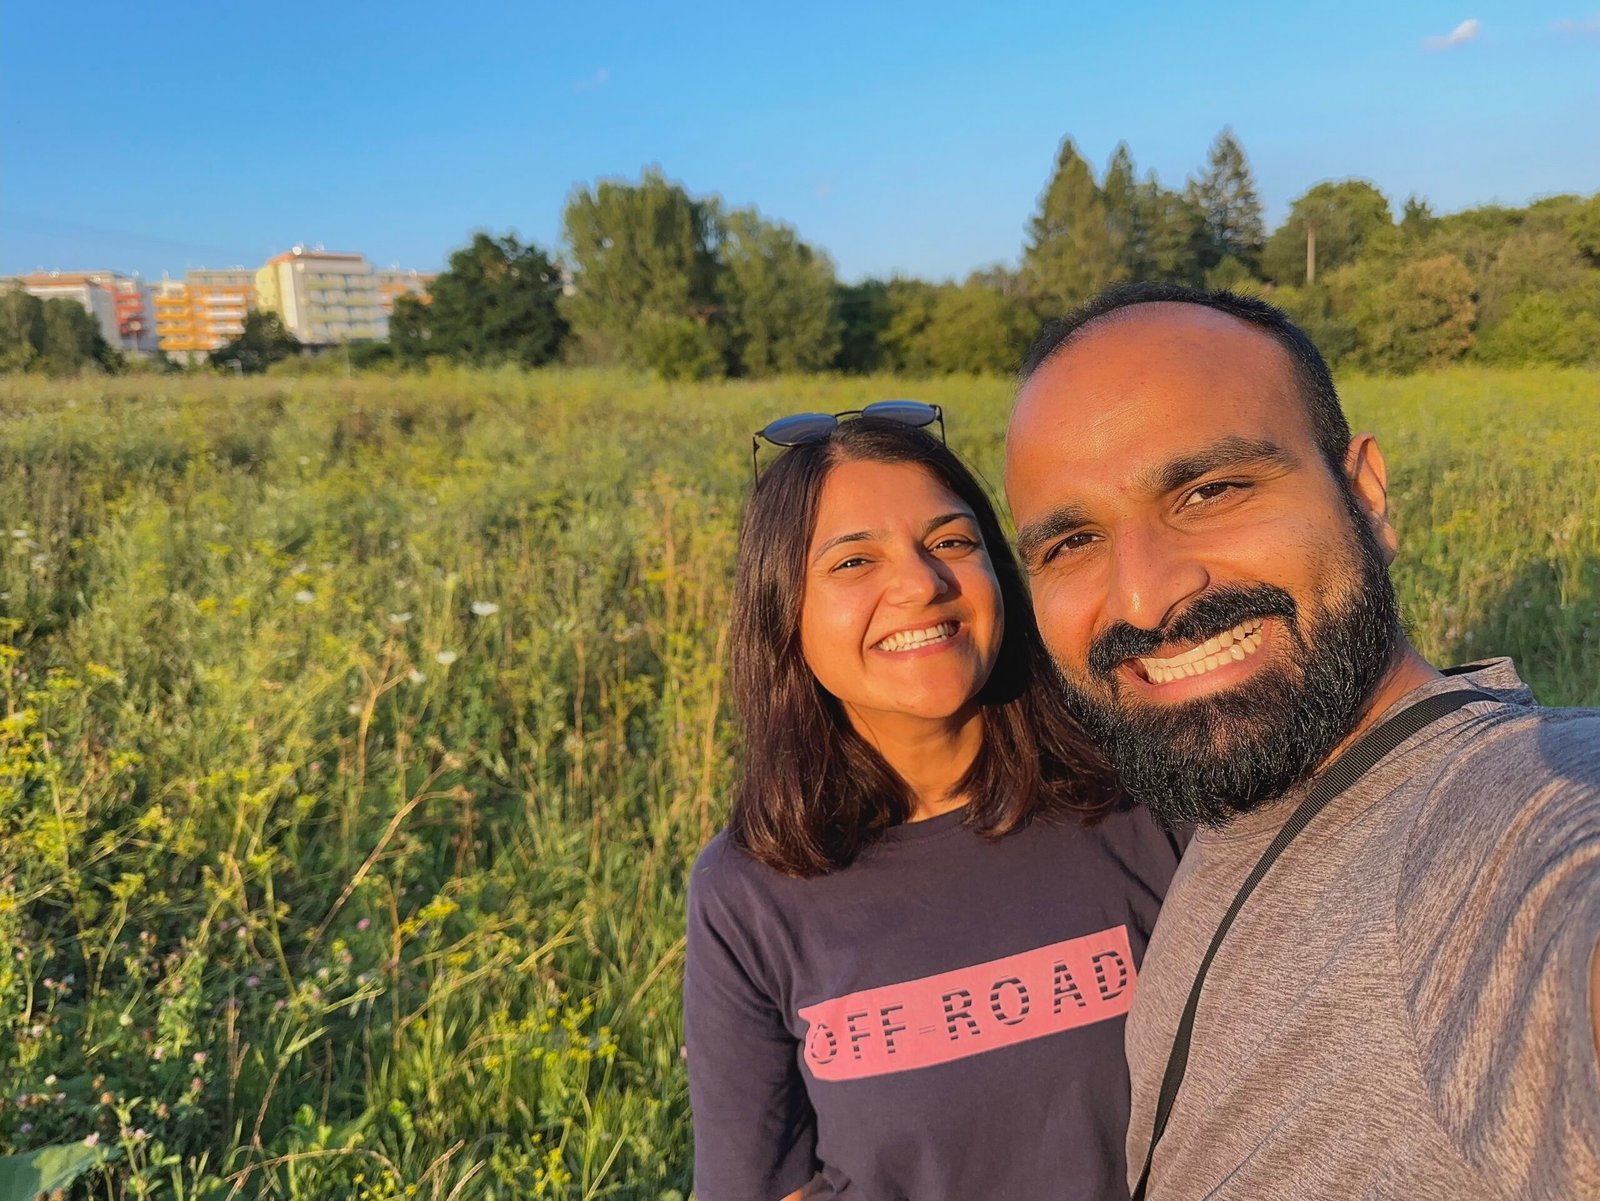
top-left (685, 411), bottom-right (1182, 1201)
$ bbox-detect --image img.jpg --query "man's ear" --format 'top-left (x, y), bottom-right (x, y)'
top-left (1344, 433), bottom-right (1399, 565)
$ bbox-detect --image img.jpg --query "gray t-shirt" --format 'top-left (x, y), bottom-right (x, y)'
top-left (1126, 659), bottom-right (1600, 1200)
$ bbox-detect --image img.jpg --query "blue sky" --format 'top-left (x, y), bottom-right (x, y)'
top-left (3, 1), bottom-right (1596, 283)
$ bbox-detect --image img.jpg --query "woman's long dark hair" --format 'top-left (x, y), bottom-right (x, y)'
top-left (728, 417), bottom-right (1117, 878)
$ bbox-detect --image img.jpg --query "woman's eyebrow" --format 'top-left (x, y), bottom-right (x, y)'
top-left (812, 529), bottom-right (879, 563)
top-left (922, 510), bottom-right (976, 536)
top-left (811, 511), bottom-right (977, 563)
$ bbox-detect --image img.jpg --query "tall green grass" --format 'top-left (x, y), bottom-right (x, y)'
top-left (0, 366), bottom-right (1594, 1199)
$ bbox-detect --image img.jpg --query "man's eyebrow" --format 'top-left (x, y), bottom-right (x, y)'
top-left (1137, 436), bottom-right (1298, 496)
top-left (1016, 504), bottom-right (1092, 564)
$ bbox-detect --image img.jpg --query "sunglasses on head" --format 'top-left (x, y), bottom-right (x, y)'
top-left (750, 400), bottom-right (945, 480)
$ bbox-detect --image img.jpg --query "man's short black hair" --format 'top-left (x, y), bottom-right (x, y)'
top-left (1019, 282), bottom-right (1352, 473)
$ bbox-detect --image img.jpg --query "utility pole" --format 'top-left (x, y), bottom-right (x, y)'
top-left (1305, 221), bottom-right (1318, 286)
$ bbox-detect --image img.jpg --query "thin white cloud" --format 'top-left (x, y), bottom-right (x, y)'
top-left (1551, 13), bottom-right (1600, 36)
top-left (1423, 17), bottom-right (1481, 50)
top-left (574, 68), bottom-right (611, 93)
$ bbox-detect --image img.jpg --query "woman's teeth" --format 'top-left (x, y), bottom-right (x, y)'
top-left (876, 621), bottom-right (958, 653)
top-left (1139, 620), bottom-right (1265, 686)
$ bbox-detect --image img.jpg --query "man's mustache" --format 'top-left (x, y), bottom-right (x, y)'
top-left (1086, 584), bottom-right (1299, 679)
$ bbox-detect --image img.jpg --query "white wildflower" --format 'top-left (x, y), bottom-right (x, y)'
top-left (294, 590), bottom-right (315, 604)
top-left (387, 611), bottom-right (413, 625)
top-left (434, 649), bottom-right (459, 667)
top-left (407, 668), bottom-right (426, 685)
top-left (470, 601), bottom-right (499, 617)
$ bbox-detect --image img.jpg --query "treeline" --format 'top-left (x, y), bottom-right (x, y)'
top-left (380, 130), bottom-right (1600, 378)
top-left (0, 289), bottom-right (123, 375)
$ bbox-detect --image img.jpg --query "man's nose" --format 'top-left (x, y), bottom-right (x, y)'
top-left (1103, 523), bottom-right (1208, 631)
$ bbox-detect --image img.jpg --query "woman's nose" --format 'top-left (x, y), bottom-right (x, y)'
top-left (887, 551), bottom-right (951, 604)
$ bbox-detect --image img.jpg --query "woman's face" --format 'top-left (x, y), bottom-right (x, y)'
top-left (799, 458), bottom-right (1005, 731)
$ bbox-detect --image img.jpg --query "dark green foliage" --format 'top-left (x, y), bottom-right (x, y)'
top-left (561, 168), bottom-right (720, 368)
top-left (393, 232), bottom-right (568, 367)
top-left (1262, 180), bottom-right (1396, 286)
top-left (1022, 137), bottom-right (1117, 314)
top-left (1477, 287), bottom-right (1600, 366)
top-left (877, 276), bottom-right (1033, 375)
top-left (1345, 254), bottom-right (1477, 373)
top-left (638, 314), bottom-right (725, 380)
top-left (833, 280), bottom-right (894, 373)
top-left (717, 208), bottom-right (840, 375)
top-left (1477, 230), bottom-right (1590, 325)
top-left (0, 290), bottom-right (111, 375)
top-left (1566, 194), bottom-right (1600, 263)
top-left (209, 310), bottom-right (301, 375)
top-left (1188, 128), bottom-right (1265, 272)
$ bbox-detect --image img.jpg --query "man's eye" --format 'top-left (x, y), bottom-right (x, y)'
top-left (1184, 480), bottom-right (1248, 506)
top-left (933, 536), bottom-right (977, 552)
top-left (1040, 532), bottom-right (1096, 565)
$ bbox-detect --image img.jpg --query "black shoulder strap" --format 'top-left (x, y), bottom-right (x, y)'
top-left (1130, 687), bottom-right (1491, 1200)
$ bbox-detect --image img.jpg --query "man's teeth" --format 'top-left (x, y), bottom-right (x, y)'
top-left (1139, 620), bottom-right (1265, 686)
top-left (876, 621), bottom-right (958, 653)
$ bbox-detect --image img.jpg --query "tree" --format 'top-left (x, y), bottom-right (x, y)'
top-left (918, 278), bottom-right (1035, 374)
top-left (833, 280), bottom-right (894, 374)
top-left (1134, 173), bottom-right (1205, 285)
top-left (1477, 230), bottom-right (1590, 326)
top-left (1262, 180), bottom-right (1396, 286)
top-left (878, 279), bottom-right (945, 373)
top-left (561, 168), bottom-right (720, 367)
top-left (1565, 193), bottom-right (1600, 264)
top-left (1188, 128), bottom-right (1265, 272)
top-left (0, 288), bottom-right (45, 372)
top-left (717, 208), bottom-right (840, 375)
top-left (1022, 137), bottom-right (1116, 313)
top-left (210, 310), bottom-right (300, 375)
top-left (397, 232), bottom-right (567, 367)
top-left (40, 299), bottom-right (110, 374)
top-left (1476, 290), bottom-right (1600, 366)
top-left (1350, 254), bottom-right (1476, 373)
top-left (1102, 143), bottom-right (1141, 283)
top-left (1400, 195), bottom-right (1437, 244)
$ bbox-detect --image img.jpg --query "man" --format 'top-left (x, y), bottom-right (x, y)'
top-left (1004, 281), bottom-right (1600, 1200)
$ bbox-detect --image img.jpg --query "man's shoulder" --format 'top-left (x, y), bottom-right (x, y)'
top-left (1395, 687), bottom-right (1600, 915)
top-left (1426, 697), bottom-right (1600, 813)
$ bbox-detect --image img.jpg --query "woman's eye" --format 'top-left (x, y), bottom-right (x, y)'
top-left (932, 536), bottom-right (977, 552)
top-left (832, 555), bottom-right (870, 572)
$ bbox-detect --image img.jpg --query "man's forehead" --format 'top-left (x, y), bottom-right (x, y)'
top-left (1007, 304), bottom-right (1304, 480)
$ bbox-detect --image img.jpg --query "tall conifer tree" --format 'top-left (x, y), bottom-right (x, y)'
top-left (1022, 137), bottom-right (1116, 313)
top-left (1189, 127), bottom-right (1266, 272)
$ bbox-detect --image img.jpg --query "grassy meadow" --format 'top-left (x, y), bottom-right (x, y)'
top-left (0, 365), bottom-right (1596, 1199)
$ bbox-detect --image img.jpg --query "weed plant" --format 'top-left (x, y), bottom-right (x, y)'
top-left (0, 366), bottom-right (1594, 1198)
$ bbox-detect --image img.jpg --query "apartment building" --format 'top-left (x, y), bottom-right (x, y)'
top-left (255, 247), bottom-right (386, 344)
top-left (375, 268), bottom-right (436, 316)
top-left (9, 271), bottom-right (158, 353)
top-left (153, 269), bottom-right (255, 360)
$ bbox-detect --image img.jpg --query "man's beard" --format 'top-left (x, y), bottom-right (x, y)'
top-left (1051, 501), bottom-right (1402, 829)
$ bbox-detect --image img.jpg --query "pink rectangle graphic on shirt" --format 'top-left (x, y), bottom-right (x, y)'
top-left (796, 924), bottom-right (1135, 1081)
